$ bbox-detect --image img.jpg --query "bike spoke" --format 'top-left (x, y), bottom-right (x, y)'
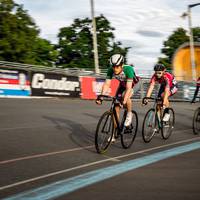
top-left (95, 111), bottom-right (114, 154)
top-left (142, 109), bottom-right (156, 143)
top-left (193, 108), bottom-right (200, 134)
top-left (161, 108), bottom-right (175, 139)
top-left (121, 110), bottom-right (138, 149)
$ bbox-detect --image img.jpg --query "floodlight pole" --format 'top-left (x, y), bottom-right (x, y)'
top-left (187, 3), bottom-right (200, 80)
top-left (90, 0), bottom-right (100, 74)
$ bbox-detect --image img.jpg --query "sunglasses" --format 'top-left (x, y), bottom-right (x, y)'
top-left (155, 71), bottom-right (163, 75)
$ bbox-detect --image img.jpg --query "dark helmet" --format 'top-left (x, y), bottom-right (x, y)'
top-left (110, 54), bottom-right (124, 67)
top-left (154, 63), bottom-right (165, 71)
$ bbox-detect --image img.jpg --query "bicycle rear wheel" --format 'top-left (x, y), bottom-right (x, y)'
top-left (193, 107), bottom-right (200, 135)
top-left (95, 111), bottom-right (114, 154)
top-left (161, 108), bottom-right (175, 139)
top-left (121, 110), bottom-right (138, 149)
top-left (142, 108), bottom-right (157, 143)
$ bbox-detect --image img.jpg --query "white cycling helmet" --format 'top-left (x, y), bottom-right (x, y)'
top-left (110, 54), bottom-right (124, 66)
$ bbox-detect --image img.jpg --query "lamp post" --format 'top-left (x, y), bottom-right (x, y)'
top-left (90, 0), bottom-right (100, 74)
top-left (182, 3), bottom-right (200, 81)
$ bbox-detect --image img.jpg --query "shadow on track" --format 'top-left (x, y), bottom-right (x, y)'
top-left (42, 115), bottom-right (97, 153)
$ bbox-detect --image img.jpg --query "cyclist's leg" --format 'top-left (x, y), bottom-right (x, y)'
top-left (157, 84), bottom-right (165, 121)
top-left (161, 89), bottom-right (171, 121)
top-left (113, 86), bottom-right (124, 138)
top-left (125, 89), bottom-right (133, 112)
top-left (114, 105), bottom-right (120, 128)
top-left (123, 89), bottom-right (133, 127)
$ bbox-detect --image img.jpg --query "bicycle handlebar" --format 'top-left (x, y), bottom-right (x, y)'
top-left (142, 97), bottom-right (162, 105)
top-left (97, 94), bottom-right (113, 99)
top-left (143, 97), bottom-right (162, 101)
top-left (97, 95), bottom-right (123, 107)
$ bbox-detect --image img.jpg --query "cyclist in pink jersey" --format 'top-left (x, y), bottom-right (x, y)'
top-left (143, 64), bottom-right (178, 121)
top-left (191, 77), bottom-right (200, 103)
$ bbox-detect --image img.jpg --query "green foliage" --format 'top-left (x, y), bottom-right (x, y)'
top-left (0, 0), bottom-right (58, 66)
top-left (56, 14), bottom-right (130, 69)
top-left (158, 27), bottom-right (200, 69)
top-left (0, 1), bottom-right (129, 69)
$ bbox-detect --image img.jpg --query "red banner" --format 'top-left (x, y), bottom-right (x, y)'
top-left (80, 77), bottom-right (119, 99)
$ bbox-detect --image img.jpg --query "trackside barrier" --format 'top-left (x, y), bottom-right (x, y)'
top-left (0, 63), bottom-right (197, 100)
top-left (80, 77), bottom-right (119, 99)
top-left (0, 68), bottom-right (31, 96)
top-left (31, 72), bottom-right (80, 97)
top-left (79, 77), bottom-right (197, 101)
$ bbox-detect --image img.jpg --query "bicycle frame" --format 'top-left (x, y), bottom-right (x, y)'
top-left (144, 97), bottom-right (163, 129)
top-left (99, 95), bottom-right (126, 137)
top-left (110, 98), bottom-right (126, 136)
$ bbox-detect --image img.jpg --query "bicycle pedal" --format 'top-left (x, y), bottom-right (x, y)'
top-left (114, 134), bottom-right (119, 139)
top-left (124, 126), bottom-right (133, 134)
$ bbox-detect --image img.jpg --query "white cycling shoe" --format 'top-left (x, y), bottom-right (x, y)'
top-left (163, 113), bottom-right (170, 122)
top-left (108, 135), bottom-right (116, 143)
top-left (124, 112), bottom-right (133, 127)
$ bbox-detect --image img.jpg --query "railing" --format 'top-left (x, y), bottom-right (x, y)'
top-left (0, 61), bottom-right (154, 78)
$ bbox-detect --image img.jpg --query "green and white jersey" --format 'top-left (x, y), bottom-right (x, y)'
top-left (106, 65), bottom-right (136, 87)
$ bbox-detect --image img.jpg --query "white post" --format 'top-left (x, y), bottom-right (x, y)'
top-left (188, 5), bottom-right (197, 81)
top-left (90, 0), bottom-right (100, 74)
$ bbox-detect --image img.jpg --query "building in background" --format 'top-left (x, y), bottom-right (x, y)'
top-left (173, 42), bottom-right (200, 81)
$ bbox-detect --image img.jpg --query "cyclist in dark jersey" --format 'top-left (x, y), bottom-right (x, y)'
top-left (96, 54), bottom-right (138, 141)
top-left (191, 77), bottom-right (200, 103)
top-left (143, 63), bottom-right (178, 121)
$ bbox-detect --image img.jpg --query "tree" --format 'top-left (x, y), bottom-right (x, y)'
top-left (0, 0), bottom-right (58, 66)
top-left (56, 15), bottom-right (130, 69)
top-left (158, 27), bottom-right (200, 69)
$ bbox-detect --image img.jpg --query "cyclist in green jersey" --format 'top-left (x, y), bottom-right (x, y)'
top-left (96, 54), bottom-right (138, 140)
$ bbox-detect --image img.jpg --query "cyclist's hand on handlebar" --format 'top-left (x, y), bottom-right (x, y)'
top-left (96, 95), bottom-right (103, 105)
top-left (142, 97), bottom-right (148, 106)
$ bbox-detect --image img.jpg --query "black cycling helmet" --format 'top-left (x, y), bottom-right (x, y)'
top-left (110, 54), bottom-right (124, 67)
top-left (154, 63), bottom-right (165, 71)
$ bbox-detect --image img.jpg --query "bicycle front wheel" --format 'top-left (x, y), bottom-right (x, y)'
top-left (161, 108), bottom-right (175, 139)
top-left (142, 108), bottom-right (157, 143)
top-left (193, 107), bottom-right (200, 135)
top-left (121, 110), bottom-right (138, 149)
top-left (95, 111), bottom-right (114, 154)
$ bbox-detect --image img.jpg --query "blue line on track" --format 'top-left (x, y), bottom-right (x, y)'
top-left (4, 141), bottom-right (200, 200)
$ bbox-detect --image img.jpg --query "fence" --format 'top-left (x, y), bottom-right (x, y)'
top-left (0, 60), bottom-right (198, 101)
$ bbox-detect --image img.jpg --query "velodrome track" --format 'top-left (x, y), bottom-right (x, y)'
top-left (0, 98), bottom-right (200, 200)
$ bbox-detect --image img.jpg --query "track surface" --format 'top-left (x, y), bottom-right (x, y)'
top-left (0, 98), bottom-right (199, 200)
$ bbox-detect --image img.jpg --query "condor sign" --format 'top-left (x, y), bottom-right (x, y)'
top-left (31, 73), bottom-right (80, 97)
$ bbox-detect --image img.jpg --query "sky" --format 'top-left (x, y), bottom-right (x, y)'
top-left (15, 0), bottom-right (200, 71)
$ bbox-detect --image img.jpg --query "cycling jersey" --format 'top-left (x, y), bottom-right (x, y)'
top-left (106, 65), bottom-right (136, 88)
top-left (150, 72), bottom-right (176, 88)
top-left (197, 77), bottom-right (200, 86)
top-left (150, 72), bottom-right (178, 96)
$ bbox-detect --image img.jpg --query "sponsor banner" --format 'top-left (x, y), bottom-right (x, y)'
top-left (31, 72), bottom-right (80, 97)
top-left (80, 77), bottom-right (119, 99)
top-left (0, 69), bottom-right (31, 96)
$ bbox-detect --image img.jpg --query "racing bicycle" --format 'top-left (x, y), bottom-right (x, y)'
top-left (142, 97), bottom-right (175, 143)
top-left (192, 97), bottom-right (200, 135)
top-left (95, 95), bottom-right (138, 154)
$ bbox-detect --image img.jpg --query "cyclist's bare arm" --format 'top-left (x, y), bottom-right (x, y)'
top-left (146, 82), bottom-right (155, 97)
top-left (101, 79), bottom-right (111, 95)
top-left (123, 81), bottom-right (133, 105)
top-left (96, 79), bottom-right (111, 105)
top-left (143, 82), bottom-right (155, 105)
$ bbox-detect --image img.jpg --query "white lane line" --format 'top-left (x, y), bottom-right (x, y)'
top-left (0, 125), bottom-right (56, 131)
top-left (0, 128), bottom-right (193, 165)
top-left (0, 145), bottom-right (94, 165)
top-left (0, 136), bottom-right (199, 192)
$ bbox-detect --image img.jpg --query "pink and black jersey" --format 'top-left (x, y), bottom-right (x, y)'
top-left (150, 72), bottom-right (176, 88)
top-left (197, 77), bottom-right (200, 86)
